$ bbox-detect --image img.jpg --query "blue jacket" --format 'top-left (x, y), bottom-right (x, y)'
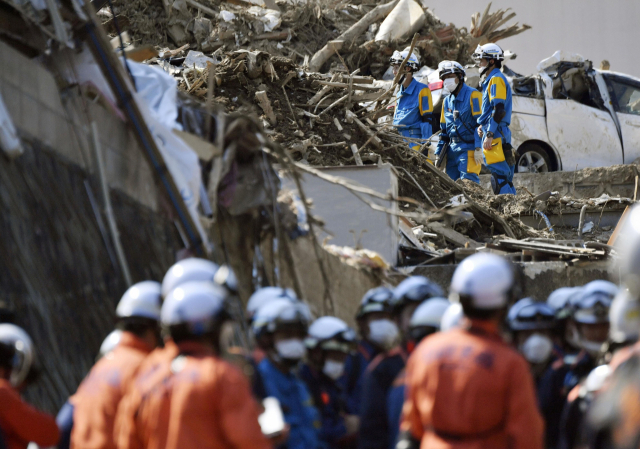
top-left (393, 78), bottom-right (433, 139)
top-left (258, 358), bottom-right (322, 449)
top-left (358, 348), bottom-right (407, 449)
top-left (300, 364), bottom-right (350, 447)
top-left (436, 83), bottom-right (483, 155)
top-left (478, 68), bottom-right (512, 141)
top-left (341, 340), bottom-right (380, 415)
top-left (386, 370), bottom-right (406, 449)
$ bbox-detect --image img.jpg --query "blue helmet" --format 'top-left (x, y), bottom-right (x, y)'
top-left (356, 286), bottom-right (394, 319)
top-left (392, 276), bottom-right (445, 312)
top-left (507, 298), bottom-right (556, 331)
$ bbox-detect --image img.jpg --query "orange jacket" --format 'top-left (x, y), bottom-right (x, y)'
top-left (71, 332), bottom-right (153, 449)
top-left (115, 342), bottom-right (271, 449)
top-left (0, 379), bottom-right (59, 449)
top-left (401, 320), bottom-right (544, 449)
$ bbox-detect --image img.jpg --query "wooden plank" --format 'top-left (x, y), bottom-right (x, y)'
top-left (172, 129), bottom-right (221, 161)
top-left (426, 222), bottom-right (481, 249)
top-left (350, 144), bottom-right (363, 165)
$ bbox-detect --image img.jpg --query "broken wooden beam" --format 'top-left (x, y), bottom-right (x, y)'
top-left (426, 222), bottom-right (481, 249)
top-left (345, 111), bottom-right (383, 149)
top-left (350, 144), bottom-right (363, 166)
top-left (313, 81), bottom-right (384, 91)
top-left (255, 90), bottom-right (277, 125)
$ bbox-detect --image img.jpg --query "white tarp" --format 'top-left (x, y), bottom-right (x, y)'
top-left (128, 61), bottom-right (211, 251)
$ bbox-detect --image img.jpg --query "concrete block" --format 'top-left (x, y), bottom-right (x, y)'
top-left (36, 68), bottom-right (64, 114)
top-left (1, 85), bottom-right (21, 122)
top-left (0, 49), bottom-right (22, 88)
top-left (20, 93), bottom-right (40, 139)
top-left (284, 164), bottom-right (399, 266)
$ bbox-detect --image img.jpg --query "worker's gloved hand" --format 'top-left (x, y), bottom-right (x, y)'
top-left (474, 148), bottom-right (483, 165)
top-left (344, 415), bottom-right (360, 435)
top-left (482, 136), bottom-right (493, 151)
top-left (477, 126), bottom-right (484, 138)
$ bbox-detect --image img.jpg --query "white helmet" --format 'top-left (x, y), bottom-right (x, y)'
top-left (438, 60), bottom-right (465, 80)
top-left (0, 324), bottom-right (34, 387)
top-left (547, 287), bottom-right (583, 318)
top-left (162, 258), bottom-right (219, 298)
top-left (213, 265), bottom-right (238, 295)
top-left (251, 298), bottom-right (311, 338)
top-left (614, 204), bottom-right (640, 297)
top-left (306, 316), bottom-right (356, 352)
top-left (572, 290), bottom-right (612, 324)
top-left (389, 49), bottom-right (420, 72)
top-left (583, 280), bottom-right (619, 301)
top-left (440, 303), bottom-right (464, 331)
top-left (116, 281), bottom-right (162, 320)
top-left (450, 253), bottom-right (515, 310)
top-left (246, 287), bottom-right (298, 322)
top-left (472, 43), bottom-right (505, 62)
top-left (609, 288), bottom-right (640, 343)
top-left (161, 281), bottom-right (229, 338)
top-left (98, 330), bottom-right (123, 358)
top-left (410, 298), bottom-right (451, 329)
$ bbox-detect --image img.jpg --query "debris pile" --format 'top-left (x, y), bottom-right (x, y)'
top-left (105, 0), bottom-right (530, 77)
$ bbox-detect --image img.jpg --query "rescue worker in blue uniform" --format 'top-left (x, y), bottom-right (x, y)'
top-left (390, 48), bottom-right (435, 153)
top-left (434, 60), bottom-right (484, 183)
top-left (359, 277), bottom-right (444, 449)
top-left (341, 287), bottom-right (395, 415)
top-left (506, 298), bottom-right (563, 449)
top-left (252, 298), bottom-right (322, 449)
top-left (386, 298), bottom-right (450, 449)
top-left (473, 43), bottom-right (517, 195)
top-left (301, 317), bottom-right (359, 448)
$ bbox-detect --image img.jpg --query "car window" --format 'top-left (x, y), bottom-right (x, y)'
top-left (605, 75), bottom-right (640, 115)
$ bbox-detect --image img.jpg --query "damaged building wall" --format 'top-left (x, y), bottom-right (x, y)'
top-left (0, 41), bottom-right (182, 412)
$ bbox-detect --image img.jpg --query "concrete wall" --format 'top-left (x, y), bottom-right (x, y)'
top-left (412, 260), bottom-right (614, 301)
top-left (425, 0), bottom-right (640, 78)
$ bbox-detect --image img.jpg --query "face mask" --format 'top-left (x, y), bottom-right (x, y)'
top-left (368, 319), bottom-right (399, 349)
top-left (520, 333), bottom-right (553, 364)
top-left (322, 360), bottom-right (345, 380)
top-left (442, 78), bottom-right (458, 95)
top-left (275, 339), bottom-right (306, 360)
top-left (479, 64), bottom-right (491, 77)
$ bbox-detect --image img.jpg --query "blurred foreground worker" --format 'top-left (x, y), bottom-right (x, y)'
top-left (439, 302), bottom-right (464, 331)
top-left (581, 206), bottom-right (640, 449)
top-left (0, 324), bottom-right (59, 449)
top-left (507, 298), bottom-right (562, 448)
top-left (253, 298), bottom-right (321, 449)
top-left (387, 298), bottom-right (450, 449)
top-left (359, 277), bottom-right (443, 449)
top-left (559, 288), bottom-right (614, 449)
top-left (70, 281), bottom-right (162, 449)
top-left (341, 287), bottom-right (395, 414)
top-left (301, 316), bottom-right (359, 448)
top-left (399, 253), bottom-right (544, 449)
top-left (116, 281), bottom-right (270, 449)
top-left (434, 60), bottom-right (483, 183)
top-left (389, 49), bottom-right (434, 153)
top-left (473, 43), bottom-right (516, 195)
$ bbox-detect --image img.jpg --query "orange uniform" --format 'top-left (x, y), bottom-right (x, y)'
top-left (0, 379), bottom-right (59, 449)
top-left (115, 342), bottom-right (271, 449)
top-left (401, 320), bottom-right (544, 449)
top-left (70, 332), bottom-right (154, 449)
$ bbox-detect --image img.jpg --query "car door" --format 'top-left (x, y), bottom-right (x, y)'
top-left (602, 73), bottom-right (640, 163)
top-left (545, 98), bottom-right (623, 170)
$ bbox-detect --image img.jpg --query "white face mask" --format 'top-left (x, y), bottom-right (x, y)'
top-left (322, 360), bottom-right (345, 380)
top-left (520, 333), bottom-right (553, 364)
top-left (368, 319), bottom-right (400, 349)
top-left (275, 339), bottom-right (306, 360)
top-left (442, 78), bottom-right (458, 95)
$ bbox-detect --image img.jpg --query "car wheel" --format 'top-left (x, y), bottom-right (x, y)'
top-left (517, 144), bottom-right (551, 173)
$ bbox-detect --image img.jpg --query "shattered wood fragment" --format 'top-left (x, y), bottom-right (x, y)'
top-left (426, 222), bottom-right (481, 249)
top-left (345, 111), bottom-right (382, 149)
top-left (350, 144), bottom-right (363, 166)
top-left (308, 73), bottom-right (339, 105)
top-left (185, 0), bottom-right (218, 17)
top-left (255, 91), bottom-right (277, 125)
top-left (334, 118), bottom-right (343, 131)
top-left (313, 81), bottom-right (383, 91)
top-left (254, 30), bottom-right (291, 40)
top-left (308, 0), bottom-right (400, 72)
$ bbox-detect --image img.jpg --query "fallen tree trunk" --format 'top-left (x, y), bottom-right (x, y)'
top-left (308, 0), bottom-right (400, 72)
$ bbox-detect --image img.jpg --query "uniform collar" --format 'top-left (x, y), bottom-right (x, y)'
top-left (400, 78), bottom-right (419, 95)
top-left (481, 68), bottom-right (501, 88)
top-left (467, 319), bottom-right (501, 338)
top-left (449, 83), bottom-right (466, 101)
top-left (119, 331), bottom-right (154, 353)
